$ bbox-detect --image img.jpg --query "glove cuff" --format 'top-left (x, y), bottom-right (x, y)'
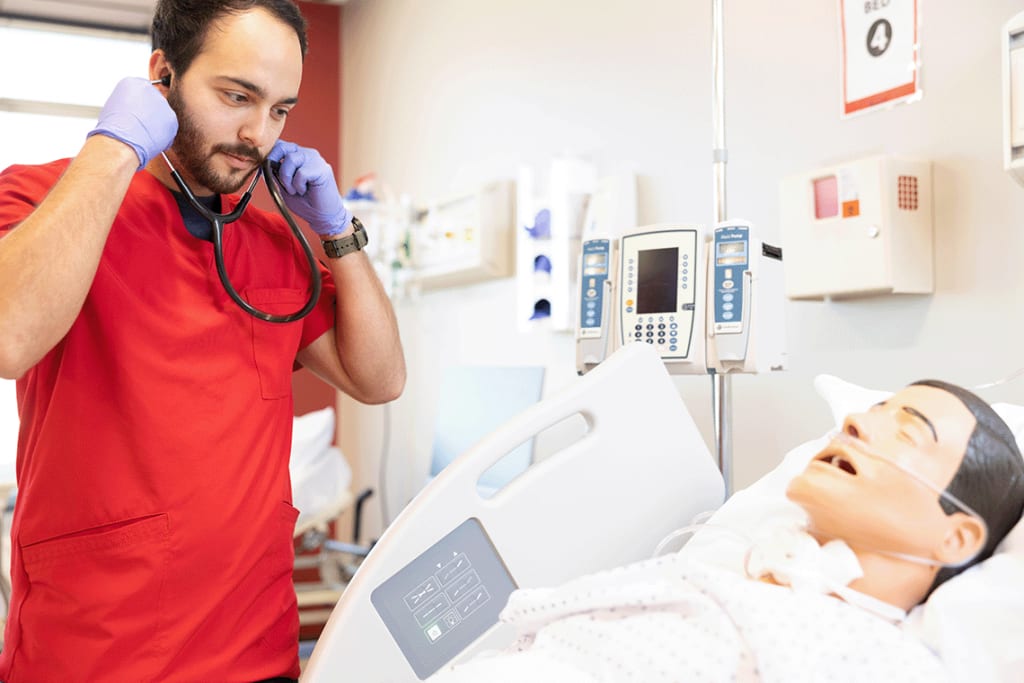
top-left (86, 128), bottom-right (148, 170)
top-left (313, 206), bottom-right (354, 237)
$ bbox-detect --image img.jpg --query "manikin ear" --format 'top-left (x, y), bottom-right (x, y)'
top-left (934, 512), bottom-right (988, 566)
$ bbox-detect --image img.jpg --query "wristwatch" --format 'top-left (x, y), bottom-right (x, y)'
top-left (321, 217), bottom-right (368, 259)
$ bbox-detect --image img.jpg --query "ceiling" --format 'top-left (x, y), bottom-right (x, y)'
top-left (0, 0), bottom-right (157, 32)
top-left (0, 0), bottom-right (347, 33)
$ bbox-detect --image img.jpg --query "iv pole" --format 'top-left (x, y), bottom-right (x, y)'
top-left (709, 0), bottom-right (733, 497)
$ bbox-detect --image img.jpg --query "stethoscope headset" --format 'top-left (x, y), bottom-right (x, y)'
top-left (153, 73), bottom-right (321, 324)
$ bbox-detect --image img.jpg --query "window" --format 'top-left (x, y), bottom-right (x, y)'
top-left (0, 20), bottom-right (151, 170)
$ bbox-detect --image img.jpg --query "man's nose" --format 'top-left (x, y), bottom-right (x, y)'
top-left (239, 111), bottom-right (275, 150)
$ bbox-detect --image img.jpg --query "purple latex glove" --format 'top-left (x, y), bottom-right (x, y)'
top-left (86, 77), bottom-right (178, 170)
top-left (267, 140), bottom-right (352, 236)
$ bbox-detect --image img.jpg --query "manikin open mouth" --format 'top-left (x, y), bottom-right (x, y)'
top-left (815, 451), bottom-right (858, 475)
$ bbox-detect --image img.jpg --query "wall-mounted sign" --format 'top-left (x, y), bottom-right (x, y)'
top-left (839, 0), bottom-right (920, 116)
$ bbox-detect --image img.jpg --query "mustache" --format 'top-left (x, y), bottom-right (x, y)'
top-left (213, 143), bottom-right (263, 163)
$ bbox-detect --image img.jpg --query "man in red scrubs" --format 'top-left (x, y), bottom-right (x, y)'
top-left (0, 1), bottom-right (405, 681)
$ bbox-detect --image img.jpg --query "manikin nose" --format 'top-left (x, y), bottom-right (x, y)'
top-left (839, 413), bottom-right (864, 440)
top-left (841, 412), bottom-right (873, 441)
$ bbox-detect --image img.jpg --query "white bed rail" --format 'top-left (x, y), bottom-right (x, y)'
top-left (301, 342), bottom-right (725, 682)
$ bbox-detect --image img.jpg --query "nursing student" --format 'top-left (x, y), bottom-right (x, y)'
top-left (0, 1), bottom-right (404, 680)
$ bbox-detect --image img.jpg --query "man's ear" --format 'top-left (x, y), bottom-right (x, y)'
top-left (934, 512), bottom-right (987, 566)
top-left (149, 50), bottom-right (173, 88)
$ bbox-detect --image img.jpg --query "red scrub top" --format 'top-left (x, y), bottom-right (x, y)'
top-left (0, 160), bottom-right (337, 682)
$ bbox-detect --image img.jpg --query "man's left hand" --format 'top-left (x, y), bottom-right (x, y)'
top-left (267, 140), bottom-right (352, 236)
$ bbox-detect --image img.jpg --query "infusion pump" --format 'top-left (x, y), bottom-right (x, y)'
top-left (576, 222), bottom-right (785, 376)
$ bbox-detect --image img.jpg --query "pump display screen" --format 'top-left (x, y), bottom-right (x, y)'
top-left (637, 247), bottom-right (678, 314)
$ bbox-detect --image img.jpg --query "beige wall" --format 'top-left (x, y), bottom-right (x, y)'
top-left (336, 0), bottom-right (1024, 538)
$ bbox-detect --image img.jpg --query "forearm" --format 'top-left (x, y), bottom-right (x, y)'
top-left (325, 251), bottom-right (406, 403)
top-left (0, 136), bottom-right (139, 378)
top-left (267, 139), bottom-right (406, 402)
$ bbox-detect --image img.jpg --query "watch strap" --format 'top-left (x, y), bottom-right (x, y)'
top-left (321, 217), bottom-right (368, 259)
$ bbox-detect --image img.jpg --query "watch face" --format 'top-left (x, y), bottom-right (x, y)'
top-left (352, 217), bottom-right (368, 247)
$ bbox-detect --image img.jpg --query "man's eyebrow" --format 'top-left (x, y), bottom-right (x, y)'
top-left (902, 406), bottom-right (938, 442)
top-left (222, 76), bottom-right (299, 105)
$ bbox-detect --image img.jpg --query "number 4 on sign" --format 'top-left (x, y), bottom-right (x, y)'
top-left (867, 18), bottom-right (892, 57)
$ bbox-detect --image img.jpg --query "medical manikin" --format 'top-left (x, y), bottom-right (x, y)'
top-left (777, 379), bottom-right (1024, 611)
top-left (429, 380), bottom-right (1024, 682)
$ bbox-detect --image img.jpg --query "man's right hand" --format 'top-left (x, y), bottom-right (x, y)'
top-left (86, 77), bottom-right (178, 170)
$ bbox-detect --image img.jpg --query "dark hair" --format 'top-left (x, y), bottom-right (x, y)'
top-left (151, 0), bottom-right (308, 76)
top-left (910, 379), bottom-right (1024, 595)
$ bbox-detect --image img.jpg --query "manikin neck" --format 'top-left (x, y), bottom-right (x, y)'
top-left (844, 546), bottom-right (939, 612)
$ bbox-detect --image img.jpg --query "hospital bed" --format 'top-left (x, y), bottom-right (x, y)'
top-left (301, 342), bottom-right (726, 681)
top-left (301, 342), bottom-right (1024, 683)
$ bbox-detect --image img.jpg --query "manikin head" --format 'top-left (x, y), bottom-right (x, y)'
top-left (147, 0), bottom-right (308, 194)
top-left (786, 380), bottom-right (1024, 609)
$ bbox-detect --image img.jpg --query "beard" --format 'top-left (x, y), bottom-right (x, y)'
top-left (166, 87), bottom-right (262, 195)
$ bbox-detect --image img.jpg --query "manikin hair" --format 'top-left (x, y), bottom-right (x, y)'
top-left (151, 0), bottom-right (308, 77)
top-left (910, 379), bottom-right (1024, 596)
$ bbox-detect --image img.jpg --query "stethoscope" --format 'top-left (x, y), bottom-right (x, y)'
top-left (159, 150), bottom-right (321, 323)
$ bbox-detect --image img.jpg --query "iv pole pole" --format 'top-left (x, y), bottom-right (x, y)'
top-left (710, 0), bottom-right (733, 497)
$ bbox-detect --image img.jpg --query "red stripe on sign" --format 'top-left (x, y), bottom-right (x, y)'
top-left (845, 81), bottom-right (917, 115)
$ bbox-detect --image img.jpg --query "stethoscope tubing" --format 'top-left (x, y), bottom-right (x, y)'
top-left (162, 152), bottom-right (322, 323)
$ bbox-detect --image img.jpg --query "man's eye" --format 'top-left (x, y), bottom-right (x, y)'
top-left (226, 92), bottom-right (247, 104)
top-left (273, 108), bottom-right (290, 119)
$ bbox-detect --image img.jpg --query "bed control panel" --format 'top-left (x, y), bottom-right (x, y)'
top-left (370, 518), bottom-right (517, 680)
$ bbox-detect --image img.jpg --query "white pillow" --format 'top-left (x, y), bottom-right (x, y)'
top-left (802, 375), bottom-right (1024, 683)
top-left (289, 407), bottom-right (353, 533)
top-left (291, 406), bottom-right (336, 462)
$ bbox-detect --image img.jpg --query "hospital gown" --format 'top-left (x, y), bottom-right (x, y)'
top-left (428, 553), bottom-right (949, 683)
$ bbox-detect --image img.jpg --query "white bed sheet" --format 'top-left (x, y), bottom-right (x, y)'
top-left (430, 552), bottom-right (947, 683)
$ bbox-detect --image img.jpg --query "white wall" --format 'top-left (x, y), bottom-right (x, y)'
top-left (336, 0), bottom-right (1024, 539)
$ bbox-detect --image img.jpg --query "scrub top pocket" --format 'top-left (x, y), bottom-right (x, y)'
top-left (247, 288), bottom-right (306, 400)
